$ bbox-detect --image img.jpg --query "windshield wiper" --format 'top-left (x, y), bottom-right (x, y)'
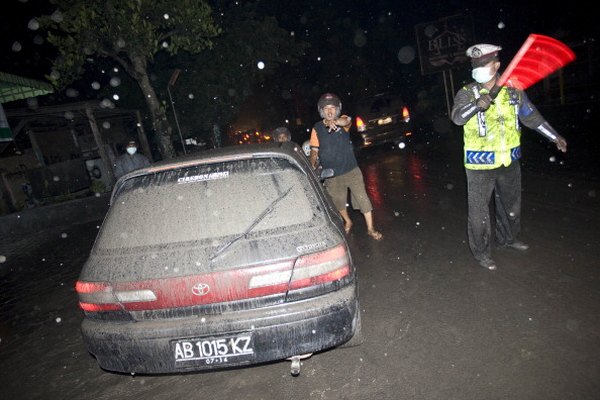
top-left (209, 186), bottom-right (293, 261)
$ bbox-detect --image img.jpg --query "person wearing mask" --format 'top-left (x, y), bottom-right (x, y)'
top-left (272, 126), bottom-right (292, 143)
top-left (451, 43), bottom-right (567, 270)
top-left (309, 93), bottom-right (383, 241)
top-left (114, 140), bottom-right (151, 179)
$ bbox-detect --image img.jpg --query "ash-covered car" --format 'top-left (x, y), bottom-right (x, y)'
top-left (75, 141), bottom-right (361, 376)
top-left (351, 93), bottom-right (412, 151)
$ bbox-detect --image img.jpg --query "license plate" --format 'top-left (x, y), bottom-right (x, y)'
top-left (173, 334), bottom-right (254, 367)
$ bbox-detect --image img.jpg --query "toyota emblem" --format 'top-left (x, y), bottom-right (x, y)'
top-left (191, 282), bottom-right (210, 296)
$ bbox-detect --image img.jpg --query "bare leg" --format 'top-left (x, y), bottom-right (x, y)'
top-left (339, 209), bottom-right (353, 234)
top-left (363, 211), bottom-right (383, 240)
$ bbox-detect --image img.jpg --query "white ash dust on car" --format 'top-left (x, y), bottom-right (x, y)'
top-left (75, 141), bottom-right (362, 376)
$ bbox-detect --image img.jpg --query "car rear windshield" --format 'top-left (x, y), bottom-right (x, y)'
top-left (356, 96), bottom-right (404, 115)
top-left (95, 157), bottom-right (320, 249)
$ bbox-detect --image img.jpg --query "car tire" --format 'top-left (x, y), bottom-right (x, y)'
top-left (340, 307), bottom-right (363, 348)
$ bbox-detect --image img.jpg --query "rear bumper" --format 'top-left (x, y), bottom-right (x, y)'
top-left (81, 284), bottom-right (358, 374)
top-left (354, 127), bottom-right (411, 149)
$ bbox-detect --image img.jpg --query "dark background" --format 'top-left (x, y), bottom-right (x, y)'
top-left (0, 3), bottom-right (598, 398)
top-left (1, 0), bottom-right (597, 148)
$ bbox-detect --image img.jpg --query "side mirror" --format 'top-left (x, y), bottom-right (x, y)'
top-left (320, 168), bottom-right (334, 179)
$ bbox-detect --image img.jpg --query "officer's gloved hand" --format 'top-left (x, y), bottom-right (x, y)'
top-left (555, 135), bottom-right (568, 152)
top-left (536, 121), bottom-right (567, 152)
top-left (476, 94), bottom-right (494, 111)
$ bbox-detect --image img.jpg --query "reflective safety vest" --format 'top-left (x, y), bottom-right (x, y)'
top-left (463, 86), bottom-right (521, 170)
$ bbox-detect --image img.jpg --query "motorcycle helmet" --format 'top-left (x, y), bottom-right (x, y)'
top-left (317, 93), bottom-right (342, 119)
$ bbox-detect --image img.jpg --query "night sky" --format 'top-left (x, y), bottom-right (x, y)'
top-left (0, 0), bottom-right (595, 137)
top-left (1, 0), bottom-right (593, 81)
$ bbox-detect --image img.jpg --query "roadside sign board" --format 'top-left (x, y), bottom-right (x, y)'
top-left (415, 15), bottom-right (475, 75)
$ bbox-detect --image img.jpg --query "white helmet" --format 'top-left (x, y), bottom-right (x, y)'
top-left (302, 140), bottom-right (311, 157)
top-left (466, 44), bottom-right (502, 67)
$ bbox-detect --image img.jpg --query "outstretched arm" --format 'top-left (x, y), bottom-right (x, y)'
top-left (535, 121), bottom-right (567, 152)
top-left (323, 115), bottom-right (352, 132)
top-left (518, 91), bottom-right (567, 152)
top-left (335, 115), bottom-right (352, 128)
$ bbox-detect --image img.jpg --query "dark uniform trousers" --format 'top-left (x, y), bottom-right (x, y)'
top-left (465, 161), bottom-right (522, 261)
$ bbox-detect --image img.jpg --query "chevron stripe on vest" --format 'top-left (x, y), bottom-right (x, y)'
top-left (466, 146), bottom-right (521, 165)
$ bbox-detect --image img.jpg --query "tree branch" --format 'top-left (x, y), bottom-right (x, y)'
top-left (98, 48), bottom-right (136, 78)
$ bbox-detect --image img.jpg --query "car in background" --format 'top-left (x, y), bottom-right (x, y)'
top-left (75, 142), bottom-right (361, 376)
top-left (350, 93), bottom-right (412, 151)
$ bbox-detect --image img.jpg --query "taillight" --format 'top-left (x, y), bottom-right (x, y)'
top-left (75, 281), bottom-right (157, 312)
top-left (75, 245), bottom-right (352, 313)
top-left (402, 106), bottom-right (410, 122)
top-left (290, 244), bottom-right (350, 289)
top-left (356, 116), bottom-right (366, 132)
top-left (248, 243), bottom-right (350, 292)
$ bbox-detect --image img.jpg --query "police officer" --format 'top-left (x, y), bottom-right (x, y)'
top-left (451, 43), bottom-right (567, 270)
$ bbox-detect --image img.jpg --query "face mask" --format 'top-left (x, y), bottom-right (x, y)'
top-left (472, 66), bottom-right (494, 84)
top-left (126, 147), bottom-right (137, 155)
